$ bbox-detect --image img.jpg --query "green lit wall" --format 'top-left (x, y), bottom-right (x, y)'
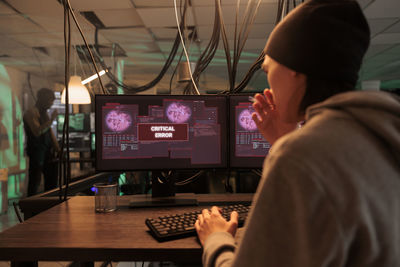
top-left (0, 64), bottom-right (27, 208)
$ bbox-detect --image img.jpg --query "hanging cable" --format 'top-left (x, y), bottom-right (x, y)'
top-left (233, 50), bottom-right (264, 93)
top-left (26, 73), bottom-right (36, 101)
top-left (233, 0), bottom-right (262, 92)
top-left (173, 0), bottom-right (200, 95)
top-left (59, 0), bottom-right (71, 201)
top-left (184, 0), bottom-right (221, 95)
top-left (65, 0), bottom-right (106, 94)
top-left (76, 45), bottom-right (110, 95)
top-left (91, 1), bottom-right (190, 94)
top-left (216, 0), bottom-right (234, 91)
top-left (93, 29), bottom-right (181, 94)
top-left (169, 46), bottom-right (185, 93)
top-left (175, 170), bottom-right (205, 186)
top-left (229, 0), bottom-right (305, 93)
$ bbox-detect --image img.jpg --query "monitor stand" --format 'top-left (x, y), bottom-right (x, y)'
top-left (129, 171), bottom-right (198, 208)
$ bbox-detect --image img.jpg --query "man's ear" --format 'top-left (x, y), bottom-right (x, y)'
top-left (290, 69), bottom-right (301, 77)
top-left (292, 71), bottom-right (307, 83)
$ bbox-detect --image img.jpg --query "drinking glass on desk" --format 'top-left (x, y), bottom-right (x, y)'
top-left (93, 182), bottom-right (118, 212)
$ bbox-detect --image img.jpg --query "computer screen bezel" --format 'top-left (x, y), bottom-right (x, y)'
top-left (95, 94), bottom-right (228, 171)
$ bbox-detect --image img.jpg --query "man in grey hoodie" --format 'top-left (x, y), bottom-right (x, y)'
top-left (195, 0), bottom-right (400, 266)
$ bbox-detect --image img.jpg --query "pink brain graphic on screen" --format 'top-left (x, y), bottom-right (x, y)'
top-left (106, 110), bottom-right (132, 132)
top-left (239, 109), bottom-right (257, 131)
top-left (166, 102), bottom-right (192, 123)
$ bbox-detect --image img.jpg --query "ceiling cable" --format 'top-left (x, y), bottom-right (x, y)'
top-left (65, 0), bottom-right (106, 94)
top-left (183, 0), bottom-right (221, 95)
top-left (173, 0), bottom-right (200, 95)
top-left (59, 0), bottom-right (71, 201)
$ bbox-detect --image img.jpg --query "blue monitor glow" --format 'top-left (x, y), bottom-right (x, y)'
top-left (95, 94), bottom-right (228, 171)
top-left (229, 94), bottom-right (271, 168)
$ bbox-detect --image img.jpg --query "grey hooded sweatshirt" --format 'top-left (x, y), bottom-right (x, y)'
top-left (203, 91), bottom-right (400, 267)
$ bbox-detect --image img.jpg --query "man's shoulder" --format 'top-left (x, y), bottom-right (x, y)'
top-left (271, 112), bottom-right (357, 161)
top-left (23, 106), bottom-right (39, 120)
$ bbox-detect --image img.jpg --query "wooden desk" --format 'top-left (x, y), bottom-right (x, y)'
top-left (0, 194), bottom-right (253, 263)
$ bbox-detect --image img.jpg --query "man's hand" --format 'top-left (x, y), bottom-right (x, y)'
top-left (252, 88), bottom-right (298, 145)
top-left (195, 206), bottom-right (238, 246)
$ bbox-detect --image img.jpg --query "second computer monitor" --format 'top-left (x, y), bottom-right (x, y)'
top-left (96, 94), bottom-right (228, 171)
top-left (57, 113), bottom-right (91, 133)
top-left (229, 94), bottom-right (271, 169)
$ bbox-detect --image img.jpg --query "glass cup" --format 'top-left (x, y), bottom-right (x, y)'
top-left (93, 182), bottom-right (118, 213)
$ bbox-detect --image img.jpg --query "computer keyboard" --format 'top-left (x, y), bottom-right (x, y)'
top-left (145, 203), bottom-right (251, 242)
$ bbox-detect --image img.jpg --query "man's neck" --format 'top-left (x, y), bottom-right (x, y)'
top-left (35, 104), bottom-right (48, 115)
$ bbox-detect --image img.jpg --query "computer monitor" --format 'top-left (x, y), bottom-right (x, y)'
top-left (95, 94), bottom-right (228, 171)
top-left (229, 94), bottom-right (271, 168)
top-left (57, 113), bottom-right (90, 133)
top-left (66, 133), bottom-right (91, 152)
top-left (56, 113), bottom-right (91, 152)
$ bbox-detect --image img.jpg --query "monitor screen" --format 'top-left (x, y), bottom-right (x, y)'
top-left (57, 113), bottom-right (90, 133)
top-left (229, 94), bottom-right (270, 168)
top-left (95, 95), bottom-right (228, 171)
top-left (66, 133), bottom-right (91, 152)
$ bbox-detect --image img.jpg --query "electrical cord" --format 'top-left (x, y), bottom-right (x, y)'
top-left (173, 0), bottom-right (200, 95)
top-left (175, 170), bottom-right (205, 186)
top-left (169, 11), bottom-right (198, 93)
top-left (169, 46), bottom-right (185, 93)
top-left (65, 0), bottom-right (106, 94)
top-left (183, 0), bottom-right (221, 95)
top-left (76, 45), bottom-right (96, 96)
top-left (26, 73), bottom-right (36, 102)
top-left (76, 44), bottom-right (111, 95)
top-left (91, 1), bottom-right (190, 94)
top-left (234, 0), bottom-right (262, 79)
top-left (59, 0), bottom-right (112, 200)
top-left (93, 29), bottom-right (180, 94)
top-left (233, 50), bottom-right (264, 93)
top-left (58, 0), bottom-right (71, 201)
top-left (230, 0), bottom-right (305, 93)
top-left (31, 48), bottom-right (49, 87)
top-left (216, 0), bottom-right (234, 91)
top-left (214, 0), bottom-right (263, 94)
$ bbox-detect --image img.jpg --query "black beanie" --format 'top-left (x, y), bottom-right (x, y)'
top-left (265, 0), bottom-right (370, 86)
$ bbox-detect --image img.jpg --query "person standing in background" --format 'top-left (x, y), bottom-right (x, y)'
top-left (23, 88), bottom-right (60, 196)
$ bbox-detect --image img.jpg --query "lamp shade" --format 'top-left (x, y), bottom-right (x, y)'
top-left (61, 76), bottom-right (91, 104)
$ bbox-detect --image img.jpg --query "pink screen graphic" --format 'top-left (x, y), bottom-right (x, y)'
top-left (238, 109), bottom-right (257, 131)
top-left (105, 110), bottom-right (132, 132)
top-left (235, 102), bottom-right (270, 157)
top-left (166, 102), bottom-right (192, 123)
